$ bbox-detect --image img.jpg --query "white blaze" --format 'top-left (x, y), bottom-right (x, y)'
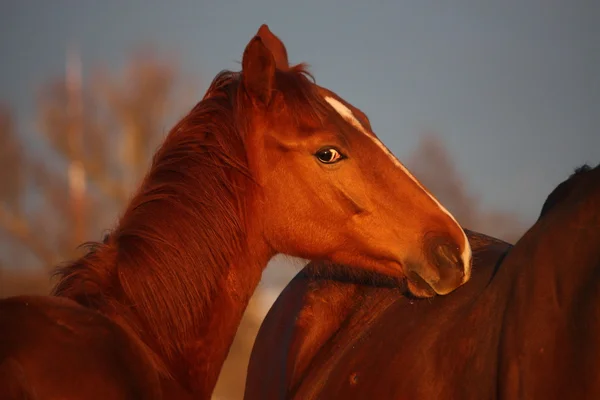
top-left (324, 95), bottom-right (472, 279)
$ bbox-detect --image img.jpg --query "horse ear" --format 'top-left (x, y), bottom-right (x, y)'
top-left (242, 36), bottom-right (276, 105)
top-left (256, 24), bottom-right (289, 70)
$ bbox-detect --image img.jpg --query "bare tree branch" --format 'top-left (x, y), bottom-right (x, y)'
top-left (0, 204), bottom-right (57, 266)
top-left (407, 133), bottom-right (526, 242)
top-left (0, 48), bottom-right (269, 400)
top-left (37, 83), bottom-right (130, 204)
top-left (0, 106), bottom-right (25, 212)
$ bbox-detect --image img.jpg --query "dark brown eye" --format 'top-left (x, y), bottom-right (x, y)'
top-left (315, 148), bottom-right (344, 164)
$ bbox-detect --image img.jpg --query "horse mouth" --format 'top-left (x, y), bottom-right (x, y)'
top-left (405, 271), bottom-right (437, 298)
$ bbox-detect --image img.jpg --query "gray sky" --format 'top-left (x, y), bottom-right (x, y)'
top-left (1, 0), bottom-right (598, 226)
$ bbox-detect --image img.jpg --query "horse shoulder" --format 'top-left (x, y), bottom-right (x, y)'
top-left (246, 269), bottom-right (360, 400)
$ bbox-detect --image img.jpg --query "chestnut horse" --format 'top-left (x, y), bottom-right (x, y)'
top-left (0, 25), bottom-right (471, 399)
top-left (246, 163), bottom-right (600, 400)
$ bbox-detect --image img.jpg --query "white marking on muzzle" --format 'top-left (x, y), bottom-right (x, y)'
top-left (324, 95), bottom-right (472, 279)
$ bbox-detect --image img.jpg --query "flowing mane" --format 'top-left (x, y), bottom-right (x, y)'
top-left (1, 25), bottom-right (474, 399)
top-left (51, 64), bottom-right (328, 365)
top-left (539, 163), bottom-right (596, 219)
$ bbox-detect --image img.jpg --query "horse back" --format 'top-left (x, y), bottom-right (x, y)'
top-left (246, 232), bottom-right (512, 400)
top-left (289, 232), bottom-right (512, 400)
top-left (498, 179), bottom-right (600, 399)
top-left (0, 295), bottom-right (162, 400)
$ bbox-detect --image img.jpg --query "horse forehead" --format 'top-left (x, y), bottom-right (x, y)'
top-left (323, 96), bottom-right (370, 136)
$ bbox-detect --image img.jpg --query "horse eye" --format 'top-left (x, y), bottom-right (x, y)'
top-left (315, 148), bottom-right (344, 164)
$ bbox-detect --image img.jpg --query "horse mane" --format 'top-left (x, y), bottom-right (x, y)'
top-left (51, 63), bottom-right (329, 365)
top-left (539, 163), bottom-right (598, 219)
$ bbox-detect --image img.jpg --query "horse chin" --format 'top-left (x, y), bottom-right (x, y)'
top-left (406, 276), bottom-right (437, 299)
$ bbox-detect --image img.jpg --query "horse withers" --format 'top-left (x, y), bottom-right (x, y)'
top-left (0, 25), bottom-right (469, 399)
top-left (246, 163), bottom-right (600, 400)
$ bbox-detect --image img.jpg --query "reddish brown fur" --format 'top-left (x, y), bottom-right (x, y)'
top-left (0, 25), bottom-right (473, 399)
top-left (51, 64), bottom-right (330, 378)
top-left (22, 62), bottom-right (334, 398)
top-left (246, 163), bottom-right (600, 400)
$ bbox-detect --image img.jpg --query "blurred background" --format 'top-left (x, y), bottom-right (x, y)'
top-left (0, 1), bottom-right (597, 399)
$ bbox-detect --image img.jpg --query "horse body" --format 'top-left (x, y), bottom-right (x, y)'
top-left (1, 25), bottom-right (470, 399)
top-left (246, 164), bottom-right (600, 400)
top-left (497, 168), bottom-right (600, 398)
top-left (246, 231), bottom-right (511, 400)
top-left (0, 296), bottom-right (167, 399)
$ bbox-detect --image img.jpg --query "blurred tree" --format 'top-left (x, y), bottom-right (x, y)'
top-left (0, 49), bottom-right (267, 400)
top-left (0, 50), bottom-right (184, 277)
top-left (0, 106), bottom-right (55, 272)
top-left (406, 133), bottom-right (526, 243)
top-left (0, 50), bottom-right (526, 400)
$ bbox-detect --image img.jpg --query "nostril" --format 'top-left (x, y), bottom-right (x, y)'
top-left (426, 235), bottom-right (464, 277)
top-left (435, 243), bottom-right (462, 271)
top-left (421, 233), bottom-right (469, 295)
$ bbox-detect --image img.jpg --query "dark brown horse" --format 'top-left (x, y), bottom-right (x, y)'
top-left (246, 163), bottom-right (600, 400)
top-left (0, 25), bottom-right (471, 399)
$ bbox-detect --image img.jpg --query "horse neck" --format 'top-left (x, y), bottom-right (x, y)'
top-left (54, 102), bottom-right (272, 396)
top-left (57, 186), bottom-right (268, 397)
top-left (116, 230), bottom-right (269, 395)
